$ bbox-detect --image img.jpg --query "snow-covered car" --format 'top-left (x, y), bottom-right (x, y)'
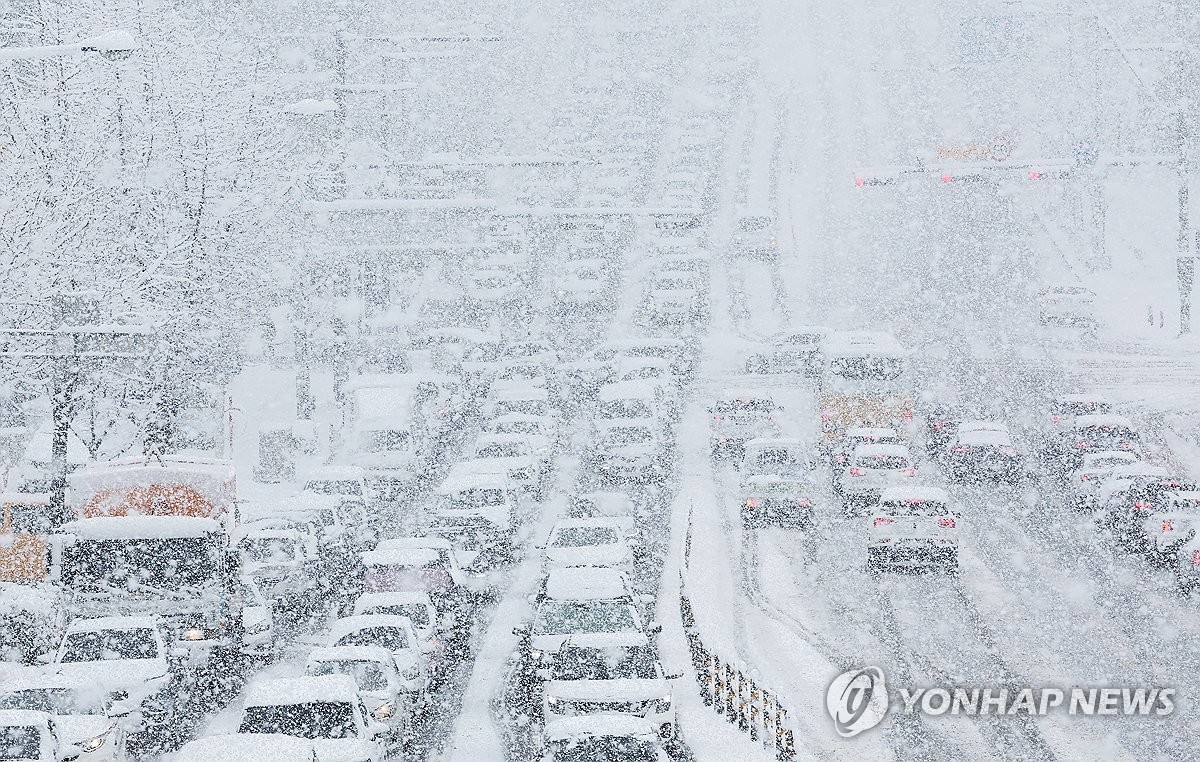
top-left (739, 438), bottom-right (819, 528)
top-left (361, 539), bottom-right (468, 610)
top-left (467, 266), bottom-right (524, 308)
top-left (1171, 534), bottom-right (1200, 594)
top-left (568, 491), bottom-right (637, 537)
top-left (432, 469), bottom-right (521, 552)
top-left (304, 646), bottom-right (411, 745)
top-left (553, 259), bottom-right (613, 312)
top-left (239, 576), bottom-right (276, 658)
top-left (590, 420), bottom-right (670, 485)
top-left (0, 673), bottom-right (126, 762)
top-left (541, 716), bottom-right (671, 762)
top-left (543, 518), bottom-right (635, 575)
top-left (729, 209), bottom-right (777, 258)
top-left (1048, 394), bottom-right (1113, 432)
top-left (43, 616), bottom-right (173, 732)
top-left (1065, 415), bottom-right (1142, 459)
top-left (838, 444), bottom-right (919, 505)
top-left (485, 413), bottom-right (559, 462)
top-left (745, 327), bottom-right (827, 376)
top-left (352, 591), bottom-right (442, 666)
top-left (0, 710), bottom-right (76, 762)
top-left (708, 391), bottom-right (782, 458)
top-left (522, 568), bottom-right (652, 670)
top-left (542, 636), bottom-right (679, 740)
top-left (1141, 490), bottom-right (1200, 562)
top-left (867, 487), bottom-right (958, 572)
top-left (174, 733), bottom-right (317, 761)
top-left (236, 526), bottom-right (320, 614)
top-left (595, 382), bottom-right (668, 429)
top-left (1037, 285), bottom-right (1096, 326)
top-left (237, 675), bottom-right (388, 762)
top-left (1066, 451), bottom-right (1139, 511)
top-left (1100, 477), bottom-right (1197, 550)
top-left (943, 423), bottom-right (1024, 483)
top-left (468, 434), bottom-right (547, 498)
top-left (829, 427), bottom-right (902, 471)
top-left (301, 467), bottom-right (370, 504)
top-left (1093, 463), bottom-right (1171, 516)
top-left (325, 616), bottom-right (426, 699)
top-left (642, 271), bottom-right (704, 325)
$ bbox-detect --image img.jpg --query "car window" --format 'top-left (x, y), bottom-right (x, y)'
top-left (855, 455), bottom-right (910, 469)
top-left (534, 602), bottom-right (637, 635)
top-left (241, 537), bottom-right (297, 564)
top-left (239, 701), bottom-right (358, 740)
top-left (599, 400), bottom-right (653, 419)
top-left (552, 526), bottom-right (619, 548)
top-left (604, 427), bottom-right (653, 446)
top-left (549, 737), bottom-right (660, 761)
top-left (476, 442), bottom-right (528, 459)
top-left (60, 628), bottom-right (159, 662)
top-left (0, 726), bottom-right (41, 760)
top-left (365, 603), bottom-right (431, 628)
top-left (336, 626), bottom-right (410, 651)
top-left (308, 660), bottom-right (389, 692)
top-left (878, 500), bottom-right (949, 516)
top-left (304, 480), bottom-right (362, 496)
top-left (550, 645), bottom-right (658, 680)
top-left (0, 687), bottom-right (109, 715)
top-left (714, 398), bottom-right (775, 413)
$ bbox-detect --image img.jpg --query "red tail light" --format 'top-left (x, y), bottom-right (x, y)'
top-left (934, 422), bottom-right (944, 431)
top-left (796, 498), bottom-right (812, 507)
top-left (849, 467), bottom-right (865, 476)
top-left (1163, 520), bottom-right (1175, 532)
top-left (941, 174), bottom-right (953, 183)
top-left (903, 409), bottom-right (914, 421)
top-left (873, 517), bottom-right (893, 526)
top-left (1133, 501), bottom-right (1151, 511)
top-left (821, 413), bottom-right (831, 422)
top-left (952, 446), bottom-right (969, 453)
top-left (713, 414), bottom-right (723, 421)
top-left (1029, 170), bottom-right (1042, 180)
top-left (1080, 474), bottom-right (1091, 481)
top-left (1075, 441), bottom-right (1090, 449)
top-left (1191, 550), bottom-right (1200, 566)
top-left (745, 498), bottom-right (760, 508)
top-left (937, 517), bottom-right (956, 528)
top-left (1051, 415), bottom-right (1061, 424)
top-left (854, 177), bottom-right (865, 187)
top-left (835, 454), bottom-right (848, 464)
top-left (899, 468), bottom-right (916, 476)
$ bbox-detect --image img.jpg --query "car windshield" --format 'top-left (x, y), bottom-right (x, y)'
top-left (829, 356), bottom-right (904, 381)
top-left (714, 398), bottom-right (774, 413)
top-left (496, 400), bottom-right (547, 416)
top-left (550, 645), bottom-right (658, 680)
top-left (239, 701), bottom-right (359, 740)
top-left (449, 488), bottom-right (508, 508)
top-left (550, 737), bottom-right (660, 761)
top-left (879, 500), bottom-right (950, 516)
top-left (304, 480), bottom-right (362, 496)
top-left (0, 726), bottom-right (40, 761)
top-left (308, 661), bottom-right (390, 692)
top-left (242, 537), bottom-right (297, 564)
top-left (360, 429), bottom-right (410, 453)
top-left (6, 503), bottom-right (51, 534)
top-left (363, 604), bottom-right (431, 628)
top-left (335, 626), bottom-right (410, 651)
top-left (1079, 426), bottom-right (1138, 443)
top-left (60, 627), bottom-right (159, 662)
top-left (64, 537), bottom-right (218, 591)
top-left (534, 602), bottom-right (637, 635)
top-left (736, 216), bottom-right (771, 232)
top-left (552, 526), bottom-right (619, 548)
top-left (753, 449), bottom-right (798, 467)
top-left (599, 400), bottom-right (653, 419)
top-left (494, 421), bottom-right (540, 435)
top-left (0, 687), bottom-right (109, 715)
top-left (604, 427), bottom-right (653, 446)
top-left (856, 455), bottom-right (911, 469)
top-left (1057, 401), bottom-right (1110, 417)
top-left (476, 442), bottom-right (527, 459)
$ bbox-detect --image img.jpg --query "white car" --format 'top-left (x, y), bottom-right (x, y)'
top-left (542, 716), bottom-right (671, 762)
top-left (595, 382), bottom-right (666, 428)
top-left (432, 468), bottom-right (522, 550)
top-left (1143, 490), bottom-right (1200, 561)
top-left (523, 568), bottom-right (650, 671)
top-left (709, 391), bottom-right (782, 457)
top-left (0, 673), bottom-right (126, 762)
top-left (591, 420), bottom-right (669, 484)
top-left (746, 327), bottom-right (827, 375)
top-left (568, 491), bottom-right (638, 537)
top-left (325, 616), bottom-right (426, 698)
top-left (542, 634), bottom-right (678, 740)
top-left (1038, 285), bottom-right (1096, 326)
top-left (237, 675), bottom-right (388, 762)
top-left (544, 518), bottom-right (635, 575)
top-left (301, 467), bottom-right (370, 503)
top-left (1094, 463), bottom-right (1170, 515)
top-left (304, 646), bottom-right (411, 746)
top-left (1067, 451), bottom-right (1139, 510)
top-left (830, 427), bottom-right (902, 470)
top-left (643, 271), bottom-right (704, 325)
top-left (469, 434), bottom-right (546, 498)
top-left (838, 444), bottom-right (919, 504)
top-left (867, 487), bottom-right (958, 572)
top-left (351, 591), bottom-right (446, 677)
top-left (0, 710), bottom-right (76, 762)
top-left (44, 616), bottom-right (173, 732)
top-left (1048, 394), bottom-right (1112, 431)
top-left (729, 209), bottom-right (777, 258)
top-left (175, 734), bottom-right (317, 761)
top-left (486, 413), bottom-right (559, 462)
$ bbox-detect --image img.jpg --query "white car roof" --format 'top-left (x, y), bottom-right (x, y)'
top-left (544, 566), bottom-right (630, 601)
top-left (174, 735), bottom-right (315, 762)
top-left (879, 486), bottom-right (951, 504)
top-left (744, 437), bottom-right (806, 450)
top-left (823, 331), bottom-right (906, 357)
top-left (489, 412), bottom-right (554, 426)
top-left (1056, 393), bottom-right (1111, 405)
top-left (60, 516), bottom-right (222, 540)
top-left (375, 536), bottom-right (453, 551)
top-left (474, 433), bottom-right (532, 449)
top-left (244, 675), bottom-right (360, 707)
top-left (353, 591), bottom-right (434, 609)
top-left (303, 466), bottom-right (365, 480)
top-left (852, 444), bottom-right (911, 458)
top-left (437, 468), bottom-right (515, 494)
top-left (0, 709), bottom-right (51, 729)
top-left (844, 427), bottom-right (899, 439)
top-left (362, 547), bottom-right (441, 567)
top-left (1080, 451), bottom-right (1138, 467)
top-left (66, 615), bottom-right (160, 633)
top-left (488, 386), bottom-right (549, 402)
top-left (957, 419), bottom-right (1009, 433)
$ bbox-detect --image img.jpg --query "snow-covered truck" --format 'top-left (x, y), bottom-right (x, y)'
top-left (55, 456), bottom-right (243, 667)
top-left (818, 332), bottom-right (914, 446)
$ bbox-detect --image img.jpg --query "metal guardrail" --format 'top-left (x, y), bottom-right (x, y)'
top-left (678, 509), bottom-right (797, 758)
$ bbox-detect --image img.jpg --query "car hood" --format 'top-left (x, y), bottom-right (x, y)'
top-left (55, 714), bottom-right (114, 746)
top-left (312, 738), bottom-right (378, 762)
top-left (545, 678), bottom-right (668, 702)
top-left (48, 658), bottom-right (168, 692)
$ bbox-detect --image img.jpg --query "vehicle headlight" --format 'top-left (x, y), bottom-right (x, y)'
top-left (81, 733), bottom-right (107, 752)
top-left (373, 702), bottom-right (394, 720)
top-left (530, 648), bottom-right (544, 662)
top-left (546, 696), bottom-right (564, 710)
top-left (182, 627), bottom-right (207, 641)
